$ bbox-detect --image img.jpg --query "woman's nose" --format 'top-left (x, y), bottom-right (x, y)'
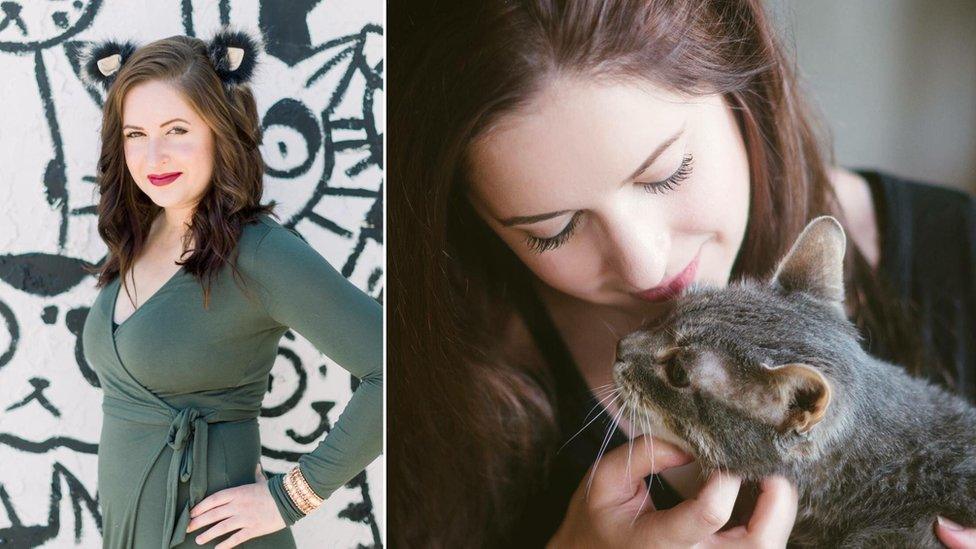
top-left (604, 211), bottom-right (669, 291)
top-left (145, 139), bottom-right (169, 168)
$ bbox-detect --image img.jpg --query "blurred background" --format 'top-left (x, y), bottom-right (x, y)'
top-left (767, 0), bottom-right (976, 194)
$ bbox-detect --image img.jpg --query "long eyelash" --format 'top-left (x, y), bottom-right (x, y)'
top-left (525, 212), bottom-right (581, 254)
top-left (641, 153), bottom-right (693, 195)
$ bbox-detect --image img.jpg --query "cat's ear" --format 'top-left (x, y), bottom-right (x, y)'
top-left (206, 25), bottom-right (263, 88)
top-left (762, 362), bottom-right (832, 435)
top-left (78, 39), bottom-right (139, 92)
top-left (770, 216), bottom-right (847, 311)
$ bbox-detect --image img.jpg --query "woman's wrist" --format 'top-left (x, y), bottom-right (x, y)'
top-left (281, 464), bottom-right (325, 514)
top-left (267, 467), bottom-right (316, 526)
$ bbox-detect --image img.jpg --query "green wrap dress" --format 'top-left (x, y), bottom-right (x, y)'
top-left (81, 213), bottom-right (383, 548)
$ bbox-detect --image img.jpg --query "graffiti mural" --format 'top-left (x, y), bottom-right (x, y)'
top-left (0, 1), bottom-right (384, 547)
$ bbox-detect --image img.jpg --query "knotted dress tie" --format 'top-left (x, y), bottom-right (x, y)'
top-left (102, 394), bottom-right (258, 548)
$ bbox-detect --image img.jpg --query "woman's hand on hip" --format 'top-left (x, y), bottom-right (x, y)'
top-left (186, 463), bottom-right (286, 548)
top-left (546, 435), bottom-right (798, 549)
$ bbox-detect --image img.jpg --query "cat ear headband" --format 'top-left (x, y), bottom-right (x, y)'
top-left (78, 26), bottom-right (262, 92)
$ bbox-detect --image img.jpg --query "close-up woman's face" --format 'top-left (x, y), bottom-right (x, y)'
top-left (122, 79), bottom-right (215, 211)
top-left (467, 76), bottom-right (752, 318)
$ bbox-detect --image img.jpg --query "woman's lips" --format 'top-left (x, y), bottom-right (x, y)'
top-left (633, 251), bottom-right (701, 303)
top-left (148, 172), bottom-right (182, 186)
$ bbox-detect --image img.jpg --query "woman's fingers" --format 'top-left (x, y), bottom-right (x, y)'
top-left (935, 516), bottom-right (976, 549)
top-left (587, 435), bottom-right (693, 506)
top-left (640, 469), bottom-right (742, 545)
top-left (743, 475), bottom-right (798, 542)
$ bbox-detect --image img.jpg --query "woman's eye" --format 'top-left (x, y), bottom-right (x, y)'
top-left (525, 212), bottom-right (582, 254)
top-left (124, 127), bottom-right (187, 139)
top-left (640, 153), bottom-right (693, 195)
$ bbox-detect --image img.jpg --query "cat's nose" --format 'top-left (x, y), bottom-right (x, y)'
top-left (615, 339), bottom-right (627, 362)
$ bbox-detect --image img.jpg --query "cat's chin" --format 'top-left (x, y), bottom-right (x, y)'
top-left (631, 404), bottom-right (695, 457)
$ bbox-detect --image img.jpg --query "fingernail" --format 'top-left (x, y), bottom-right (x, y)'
top-left (938, 516), bottom-right (964, 531)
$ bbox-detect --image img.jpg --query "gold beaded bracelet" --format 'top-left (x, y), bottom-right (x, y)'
top-left (282, 465), bottom-right (324, 515)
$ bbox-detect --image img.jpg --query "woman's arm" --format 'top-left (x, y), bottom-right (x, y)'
top-left (248, 225), bottom-right (383, 525)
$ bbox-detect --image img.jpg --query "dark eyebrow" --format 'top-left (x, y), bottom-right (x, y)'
top-left (122, 118), bottom-right (190, 131)
top-left (498, 127), bottom-right (684, 228)
top-left (623, 127), bottom-right (684, 183)
top-left (500, 209), bottom-right (575, 227)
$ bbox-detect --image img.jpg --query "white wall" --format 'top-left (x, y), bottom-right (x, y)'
top-left (767, 0), bottom-right (976, 193)
top-left (0, 1), bottom-right (384, 547)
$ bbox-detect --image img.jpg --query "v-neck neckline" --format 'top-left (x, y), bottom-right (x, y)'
top-left (111, 265), bottom-right (186, 336)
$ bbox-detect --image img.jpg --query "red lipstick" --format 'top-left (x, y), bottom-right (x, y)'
top-left (633, 251), bottom-right (700, 303)
top-left (148, 172), bottom-right (182, 186)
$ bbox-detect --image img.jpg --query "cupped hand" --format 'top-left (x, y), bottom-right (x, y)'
top-left (935, 516), bottom-right (976, 549)
top-left (186, 463), bottom-right (287, 548)
top-left (547, 435), bottom-right (799, 549)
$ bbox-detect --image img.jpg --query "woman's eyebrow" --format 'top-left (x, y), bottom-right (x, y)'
top-left (500, 209), bottom-right (574, 227)
top-left (498, 127), bottom-right (684, 228)
top-left (122, 118), bottom-right (191, 130)
top-left (622, 127), bottom-right (684, 183)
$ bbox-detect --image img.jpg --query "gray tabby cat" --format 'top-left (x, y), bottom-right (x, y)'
top-left (612, 215), bottom-right (976, 548)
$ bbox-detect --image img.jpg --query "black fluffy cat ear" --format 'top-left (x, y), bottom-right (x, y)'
top-left (770, 216), bottom-right (847, 309)
top-left (206, 25), bottom-right (263, 87)
top-left (78, 39), bottom-right (139, 92)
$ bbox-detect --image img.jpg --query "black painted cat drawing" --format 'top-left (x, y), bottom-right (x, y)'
top-left (613, 216), bottom-right (976, 548)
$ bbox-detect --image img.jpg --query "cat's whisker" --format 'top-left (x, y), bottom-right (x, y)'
top-left (629, 403), bottom-right (655, 526)
top-left (640, 407), bottom-right (655, 476)
top-left (591, 382), bottom-right (618, 395)
top-left (625, 402), bottom-right (639, 485)
top-left (558, 391), bottom-right (621, 455)
top-left (598, 316), bottom-right (620, 339)
top-left (586, 404), bottom-right (626, 500)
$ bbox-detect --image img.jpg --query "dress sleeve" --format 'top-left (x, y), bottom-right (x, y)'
top-left (245, 224), bottom-right (383, 525)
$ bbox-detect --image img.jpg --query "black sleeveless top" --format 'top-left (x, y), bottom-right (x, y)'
top-left (508, 169), bottom-right (976, 546)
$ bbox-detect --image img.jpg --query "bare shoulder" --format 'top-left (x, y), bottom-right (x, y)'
top-left (828, 166), bottom-right (880, 271)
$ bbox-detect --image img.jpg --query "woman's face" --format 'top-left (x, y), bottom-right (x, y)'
top-left (467, 76), bottom-right (751, 319)
top-left (122, 79), bottom-right (215, 211)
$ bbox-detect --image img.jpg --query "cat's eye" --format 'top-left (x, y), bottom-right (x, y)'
top-left (664, 360), bottom-right (690, 388)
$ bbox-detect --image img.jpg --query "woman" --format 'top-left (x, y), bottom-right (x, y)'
top-left (388, 1), bottom-right (975, 547)
top-left (79, 28), bottom-right (382, 548)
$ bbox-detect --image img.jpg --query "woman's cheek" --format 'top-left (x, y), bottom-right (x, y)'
top-left (529, 249), bottom-right (602, 297)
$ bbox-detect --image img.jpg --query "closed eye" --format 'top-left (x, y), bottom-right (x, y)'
top-left (639, 153), bottom-right (693, 195)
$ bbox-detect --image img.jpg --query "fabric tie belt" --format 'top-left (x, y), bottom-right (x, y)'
top-left (102, 395), bottom-right (258, 548)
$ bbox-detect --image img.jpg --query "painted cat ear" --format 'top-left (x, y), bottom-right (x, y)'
top-left (770, 215), bottom-right (847, 311)
top-left (78, 39), bottom-right (139, 92)
top-left (206, 25), bottom-right (263, 87)
top-left (762, 362), bottom-right (832, 435)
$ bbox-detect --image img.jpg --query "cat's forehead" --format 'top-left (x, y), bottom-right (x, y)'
top-left (643, 280), bottom-right (858, 366)
top-left (658, 282), bottom-right (826, 354)
top-left (671, 282), bottom-right (796, 330)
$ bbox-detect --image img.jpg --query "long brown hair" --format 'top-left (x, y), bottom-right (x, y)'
top-left (390, 1), bottom-right (938, 545)
top-left (85, 34), bottom-right (276, 307)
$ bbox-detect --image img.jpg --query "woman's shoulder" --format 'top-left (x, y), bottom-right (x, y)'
top-left (237, 213), bottom-right (314, 271)
top-left (856, 169), bottom-right (975, 252)
top-left (854, 168), bottom-right (975, 297)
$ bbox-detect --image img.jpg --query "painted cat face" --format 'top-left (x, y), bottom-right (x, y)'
top-left (613, 216), bottom-right (863, 474)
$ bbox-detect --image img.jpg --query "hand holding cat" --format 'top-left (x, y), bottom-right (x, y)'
top-left (936, 516), bottom-right (976, 549)
top-left (547, 435), bottom-right (798, 548)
